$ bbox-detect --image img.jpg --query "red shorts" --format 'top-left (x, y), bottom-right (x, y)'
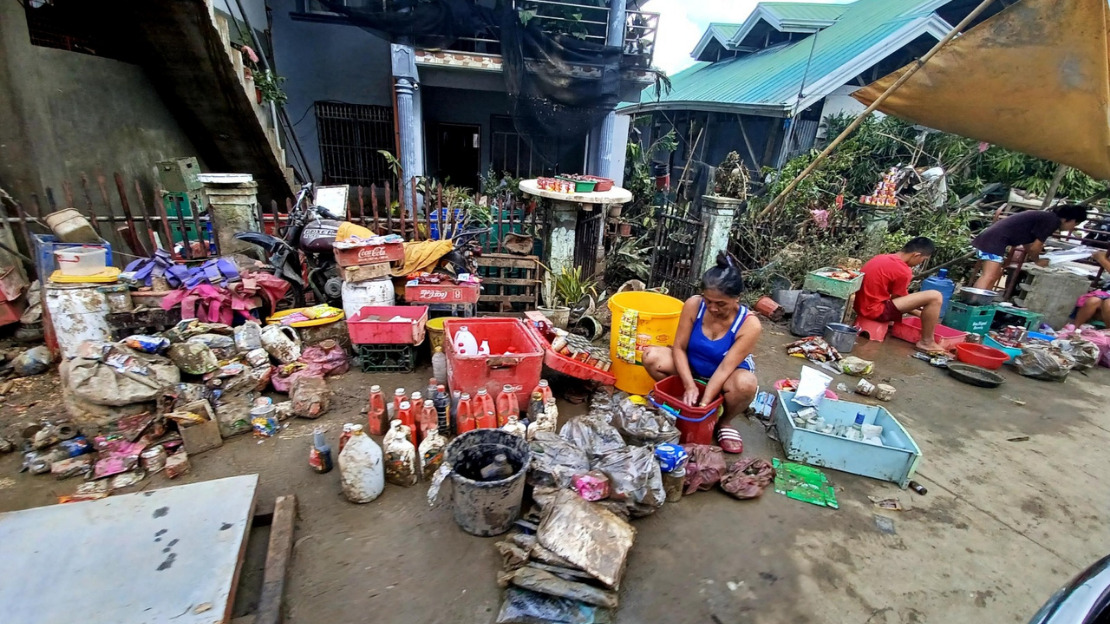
top-left (872, 300), bottom-right (903, 323)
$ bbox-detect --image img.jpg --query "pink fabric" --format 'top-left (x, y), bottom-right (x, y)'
top-left (159, 272), bottom-right (290, 324)
top-left (1076, 290), bottom-right (1110, 309)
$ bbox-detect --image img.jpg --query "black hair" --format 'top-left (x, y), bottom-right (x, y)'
top-left (901, 236), bottom-right (936, 256)
top-left (701, 251), bottom-right (744, 297)
top-left (1054, 204), bottom-right (1088, 223)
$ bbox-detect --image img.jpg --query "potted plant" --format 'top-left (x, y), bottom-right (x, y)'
top-left (537, 272), bottom-right (571, 329)
top-left (703, 151), bottom-right (750, 212)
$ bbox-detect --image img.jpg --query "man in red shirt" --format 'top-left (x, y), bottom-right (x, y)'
top-left (855, 237), bottom-right (943, 352)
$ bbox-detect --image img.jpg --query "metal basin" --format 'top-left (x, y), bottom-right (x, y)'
top-left (957, 287), bottom-right (999, 307)
top-left (823, 323), bottom-right (859, 354)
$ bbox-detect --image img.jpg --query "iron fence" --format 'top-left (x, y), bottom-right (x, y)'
top-left (649, 201), bottom-right (705, 301)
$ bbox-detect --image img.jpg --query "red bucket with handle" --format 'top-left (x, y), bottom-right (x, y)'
top-left (652, 375), bottom-right (723, 445)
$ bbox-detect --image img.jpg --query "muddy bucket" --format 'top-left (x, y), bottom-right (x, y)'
top-left (442, 429), bottom-right (531, 537)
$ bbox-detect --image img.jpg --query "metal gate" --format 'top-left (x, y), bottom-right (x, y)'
top-left (649, 202), bottom-right (705, 301)
top-left (574, 209), bottom-right (605, 279)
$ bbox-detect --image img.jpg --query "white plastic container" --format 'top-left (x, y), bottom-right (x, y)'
top-left (417, 428), bottom-right (447, 481)
top-left (338, 425), bottom-right (385, 503)
top-left (341, 278), bottom-right (395, 319)
top-left (453, 326), bottom-right (479, 356)
top-left (260, 324), bottom-right (301, 363)
top-left (54, 247), bottom-right (107, 276)
top-left (45, 209), bottom-right (99, 243)
top-left (44, 283), bottom-right (112, 359)
top-left (383, 419), bottom-right (418, 487)
top-left (502, 415), bottom-right (526, 438)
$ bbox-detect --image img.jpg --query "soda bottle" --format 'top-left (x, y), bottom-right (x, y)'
top-left (392, 388), bottom-right (407, 420)
top-left (534, 379), bottom-right (553, 403)
top-left (496, 384), bottom-right (519, 427)
top-left (309, 428), bottom-right (333, 474)
top-left (426, 378), bottom-right (438, 401)
top-left (434, 384), bottom-right (450, 434)
top-left (475, 388), bottom-right (497, 429)
top-left (418, 399), bottom-right (438, 443)
top-left (397, 401), bottom-right (417, 446)
top-left (456, 393), bottom-right (476, 434)
top-left (527, 391), bottom-right (545, 423)
top-left (367, 385), bottom-right (388, 436)
top-left (338, 423), bottom-right (354, 453)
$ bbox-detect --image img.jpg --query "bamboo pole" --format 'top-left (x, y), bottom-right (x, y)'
top-left (759, 0), bottom-right (1000, 219)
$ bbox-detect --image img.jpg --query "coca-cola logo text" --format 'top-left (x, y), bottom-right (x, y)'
top-left (357, 246), bottom-right (389, 261)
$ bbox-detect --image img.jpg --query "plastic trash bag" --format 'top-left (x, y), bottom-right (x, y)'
top-left (683, 444), bottom-right (726, 494)
top-left (560, 416), bottom-right (626, 457)
top-left (62, 343), bottom-right (180, 406)
top-left (1014, 343), bottom-right (1073, 381)
top-left (299, 339), bottom-right (350, 376)
top-left (528, 431), bottom-right (590, 489)
top-left (1054, 337), bottom-right (1100, 371)
top-left (495, 587), bottom-right (612, 624)
top-left (720, 458), bottom-right (776, 499)
top-left (591, 446), bottom-right (665, 516)
top-left (610, 395), bottom-right (680, 446)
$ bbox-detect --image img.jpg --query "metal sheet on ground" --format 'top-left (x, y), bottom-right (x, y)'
top-left (0, 474), bottom-right (258, 624)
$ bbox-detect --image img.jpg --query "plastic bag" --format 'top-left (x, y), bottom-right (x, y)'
top-left (187, 333), bottom-right (237, 360)
top-left (496, 587), bottom-right (611, 624)
top-left (794, 366), bottom-right (833, 407)
top-left (1055, 337), bottom-right (1100, 371)
top-left (299, 339), bottom-right (350, 376)
top-left (683, 444), bottom-right (726, 494)
top-left (1014, 343), bottom-right (1074, 381)
top-left (836, 356), bottom-right (874, 376)
top-left (720, 458), bottom-right (776, 499)
top-left (528, 431), bottom-right (590, 489)
top-left (572, 470), bottom-right (611, 501)
top-left (559, 416), bottom-right (626, 457)
top-left (610, 395), bottom-right (680, 446)
top-left (1073, 328), bottom-right (1110, 367)
top-left (592, 446), bottom-right (665, 515)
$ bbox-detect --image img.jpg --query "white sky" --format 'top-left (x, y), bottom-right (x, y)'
top-left (641, 0), bottom-right (854, 76)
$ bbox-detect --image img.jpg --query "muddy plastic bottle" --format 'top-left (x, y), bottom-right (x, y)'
top-left (367, 385), bottom-right (388, 436)
top-left (533, 379), bottom-right (553, 404)
top-left (475, 388), bottom-right (497, 429)
top-left (418, 428), bottom-right (447, 481)
top-left (527, 391), bottom-right (545, 423)
top-left (338, 425), bottom-right (384, 503)
top-left (338, 423), bottom-right (354, 454)
top-left (309, 429), bottom-right (333, 474)
top-left (397, 401), bottom-right (417, 446)
top-left (418, 399), bottom-right (438, 443)
top-left (392, 388), bottom-right (407, 420)
top-left (496, 385), bottom-right (520, 427)
top-left (456, 393), bottom-right (476, 434)
top-left (502, 415), bottom-right (526, 438)
top-left (383, 419), bottom-right (418, 487)
top-left (480, 453), bottom-right (513, 481)
top-left (410, 391), bottom-right (423, 409)
top-left (433, 384), bottom-right (449, 434)
top-left (450, 390), bottom-right (462, 435)
top-left (426, 378), bottom-right (438, 401)
top-left (432, 348), bottom-right (448, 390)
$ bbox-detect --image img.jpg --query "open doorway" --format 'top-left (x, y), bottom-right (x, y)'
top-left (436, 123), bottom-right (482, 190)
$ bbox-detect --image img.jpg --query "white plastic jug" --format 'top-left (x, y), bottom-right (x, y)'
top-left (383, 419), bottom-right (419, 487)
top-left (260, 324), bottom-right (301, 364)
top-left (338, 425), bottom-right (385, 503)
top-left (454, 326), bottom-right (479, 356)
top-left (418, 429), bottom-right (447, 481)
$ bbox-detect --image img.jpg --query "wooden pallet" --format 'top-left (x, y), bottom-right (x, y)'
top-left (475, 253), bottom-right (540, 306)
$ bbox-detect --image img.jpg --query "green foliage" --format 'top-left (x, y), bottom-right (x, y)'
top-left (623, 121), bottom-right (678, 228)
top-left (554, 266), bottom-right (599, 306)
top-left (607, 233), bottom-right (653, 282)
top-left (254, 70), bottom-right (287, 106)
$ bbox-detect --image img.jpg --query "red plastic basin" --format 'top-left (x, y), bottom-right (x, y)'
top-left (651, 376), bottom-right (723, 446)
top-left (443, 318), bottom-right (544, 404)
top-left (955, 343), bottom-right (1008, 370)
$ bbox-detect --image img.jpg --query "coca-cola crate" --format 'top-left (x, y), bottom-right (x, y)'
top-left (334, 241), bottom-right (404, 268)
top-left (405, 282), bottom-right (480, 304)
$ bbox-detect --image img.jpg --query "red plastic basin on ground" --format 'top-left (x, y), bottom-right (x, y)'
top-left (443, 318), bottom-right (544, 404)
top-left (891, 316), bottom-right (968, 350)
top-left (346, 306), bottom-right (428, 345)
top-left (955, 342), bottom-right (1008, 370)
top-left (651, 375), bottom-right (723, 446)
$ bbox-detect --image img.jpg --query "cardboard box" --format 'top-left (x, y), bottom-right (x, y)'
top-left (176, 400), bottom-right (222, 455)
top-left (343, 262), bottom-right (393, 282)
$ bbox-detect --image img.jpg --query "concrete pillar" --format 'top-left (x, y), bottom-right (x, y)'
top-left (202, 179), bottom-right (261, 257)
top-left (699, 196), bottom-right (741, 275)
top-left (395, 77), bottom-right (417, 217)
top-left (547, 201), bottom-right (579, 291)
top-left (589, 0), bottom-right (626, 180)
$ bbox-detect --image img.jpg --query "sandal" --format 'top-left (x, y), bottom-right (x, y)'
top-left (717, 427), bottom-right (744, 454)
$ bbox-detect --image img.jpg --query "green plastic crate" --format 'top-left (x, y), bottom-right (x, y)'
top-left (945, 301), bottom-right (996, 335)
top-left (355, 343), bottom-right (416, 373)
top-left (991, 306), bottom-right (1043, 332)
top-left (802, 267), bottom-right (863, 299)
top-left (555, 176), bottom-right (597, 193)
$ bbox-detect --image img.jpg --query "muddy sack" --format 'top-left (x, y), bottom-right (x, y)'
top-left (168, 342), bottom-right (219, 375)
top-left (527, 431), bottom-right (590, 489)
top-left (683, 444), bottom-right (726, 494)
top-left (291, 376), bottom-right (330, 418)
top-left (720, 457), bottom-right (776, 499)
top-left (592, 445), bottom-right (665, 516)
top-left (62, 342), bottom-right (180, 407)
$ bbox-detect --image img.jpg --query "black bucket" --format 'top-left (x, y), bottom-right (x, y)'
top-left (443, 429), bottom-right (532, 537)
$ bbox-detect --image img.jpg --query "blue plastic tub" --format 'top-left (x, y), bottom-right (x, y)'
top-left (773, 390), bottom-right (922, 488)
top-left (982, 336), bottom-right (1021, 363)
top-left (33, 234), bottom-right (114, 284)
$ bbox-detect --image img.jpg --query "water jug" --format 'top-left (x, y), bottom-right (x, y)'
top-left (418, 400), bottom-right (438, 443)
top-left (475, 388), bottom-right (497, 429)
top-left (921, 268), bottom-right (956, 320)
top-left (338, 425), bottom-right (384, 503)
top-left (456, 393), bottom-right (476, 434)
top-left (454, 326), bottom-right (479, 356)
top-left (383, 420), bottom-right (418, 487)
top-left (496, 385), bottom-right (520, 427)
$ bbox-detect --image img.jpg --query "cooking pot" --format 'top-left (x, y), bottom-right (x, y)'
top-left (957, 287), bottom-right (999, 307)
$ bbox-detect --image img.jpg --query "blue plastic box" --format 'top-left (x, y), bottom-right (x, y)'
top-left (774, 390), bottom-right (922, 488)
top-left (32, 234), bottom-right (113, 284)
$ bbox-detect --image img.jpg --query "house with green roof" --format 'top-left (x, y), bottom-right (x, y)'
top-left (622, 0), bottom-right (1004, 187)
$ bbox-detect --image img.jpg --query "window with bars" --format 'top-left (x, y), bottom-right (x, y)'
top-left (23, 0), bottom-right (135, 62)
top-left (315, 102), bottom-right (396, 187)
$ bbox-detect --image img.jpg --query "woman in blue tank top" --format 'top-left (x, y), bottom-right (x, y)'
top-left (643, 252), bottom-right (761, 453)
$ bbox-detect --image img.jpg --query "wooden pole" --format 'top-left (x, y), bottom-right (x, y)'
top-left (759, 0), bottom-right (1000, 219)
top-left (1040, 164), bottom-right (1069, 209)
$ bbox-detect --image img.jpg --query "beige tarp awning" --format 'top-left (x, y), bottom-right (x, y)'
top-left (853, 0), bottom-right (1110, 180)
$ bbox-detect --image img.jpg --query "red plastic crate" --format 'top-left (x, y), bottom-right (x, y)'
top-left (334, 241), bottom-right (404, 268)
top-left (525, 322), bottom-right (616, 385)
top-left (891, 316), bottom-right (968, 350)
top-left (443, 318), bottom-right (544, 404)
top-left (651, 375), bottom-right (723, 446)
top-left (346, 306), bottom-right (428, 345)
top-left (405, 282), bottom-right (480, 304)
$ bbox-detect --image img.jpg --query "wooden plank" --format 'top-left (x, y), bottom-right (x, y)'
top-left (475, 256), bottom-right (540, 269)
top-left (0, 475), bottom-right (258, 624)
top-left (255, 495), bottom-right (296, 624)
top-left (480, 277), bottom-right (540, 287)
top-left (480, 294), bottom-right (539, 303)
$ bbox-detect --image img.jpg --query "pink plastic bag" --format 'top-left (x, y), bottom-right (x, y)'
top-left (299, 339), bottom-right (350, 376)
top-left (571, 470), bottom-right (610, 501)
top-left (1076, 328), bottom-right (1110, 368)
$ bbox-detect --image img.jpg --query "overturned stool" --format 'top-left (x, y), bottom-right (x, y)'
top-left (854, 317), bottom-right (890, 342)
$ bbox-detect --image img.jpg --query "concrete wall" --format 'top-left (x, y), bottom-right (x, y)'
top-left (0, 1), bottom-right (200, 209)
top-left (269, 0), bottom-right (394, 181)
top-left (817, 84), bottom-right (871, 138)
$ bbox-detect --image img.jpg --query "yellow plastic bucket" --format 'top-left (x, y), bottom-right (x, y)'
top-left (426, 316), bottom-right (451, 353)
top-left (608, 291), bottom-right (684, 394)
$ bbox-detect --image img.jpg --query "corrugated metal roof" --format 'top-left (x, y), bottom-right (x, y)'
top-left (709, 22), bottom-right (743, 41)
top-left (760, 2), bottom-right (852, 24)
top-left (632, 0), bottom-right (946, 115)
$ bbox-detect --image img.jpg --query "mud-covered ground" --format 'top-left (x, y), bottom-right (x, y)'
top-left (1, 327), bottom-right (1107, 624)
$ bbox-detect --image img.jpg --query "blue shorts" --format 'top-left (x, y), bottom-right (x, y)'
top-left (976, 250), bottom-right (1004, 263)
